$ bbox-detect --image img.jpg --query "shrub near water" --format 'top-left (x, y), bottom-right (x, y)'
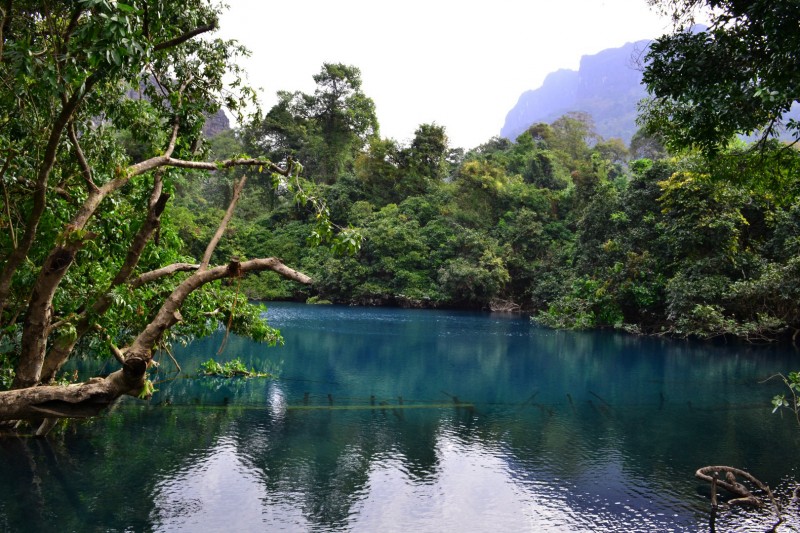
top-left (200, 358), bottom-right (276, 378)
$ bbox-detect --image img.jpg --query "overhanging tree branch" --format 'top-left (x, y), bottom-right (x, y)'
top-left (153, 21), bottom-right (218, 51)
top-left (162, 157), bottom-right (290, 174)
top-left (39, 173), bottom-right (170, 383)
top-left (35, 151), bottom-right (295, 384)
top-left (125, 257), bottom-right (312, 362)
top-left (13, 117), bottom-right (182, 388)
top-left (128, 263), bottom-right (201, 288)
top-left (0, 257), bottom-right (312, 425)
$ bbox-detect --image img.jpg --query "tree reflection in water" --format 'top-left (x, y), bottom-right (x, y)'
top-left (1, 303), bottom-right (798, 532)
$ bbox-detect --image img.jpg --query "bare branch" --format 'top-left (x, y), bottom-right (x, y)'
top-left (696, 466), bottom-right (782, 519)
top-left (200, 174), bottom-right (247, 270)
top-left (114, 173), bottom-right (167, 284)
top-left (39, 174), bottom-right (170, 382)
top-left (165, 157), bottom-right (290, 174)
top-left (129, 155), bottom-right (289, 179)
top-left (153, 21), bottom-right (218, 51)
top-left (177, 74), bottom-right (194, 100)
top-left (61, 5), bottom-right (82, 50)
top-left (63, 117), bottom-right (177, 221)
top-left (67, 122), bottom-right (98, 192)
top-left (1, 156), bottom-right (15, 249)
top-left (128, 263), bottom-right (200, 288)
top-left (0, 361), bottom-right (147, 423)
top-left (109, 343), bottom-right (126, 365)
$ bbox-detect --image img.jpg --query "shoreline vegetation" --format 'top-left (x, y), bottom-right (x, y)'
top-left (1, 0), bottom-right (799, 432)
top-left (195, 114), bottom-right (799, 346)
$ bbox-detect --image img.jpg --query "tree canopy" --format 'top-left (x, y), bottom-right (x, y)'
top-left (244, 63), bottom-right (379, 184)
top-left (0, 0), bottom-right (320, 433)
top-left (642, 0), bottom-right (800, 154)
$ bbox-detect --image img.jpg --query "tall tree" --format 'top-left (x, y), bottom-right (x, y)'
top-left (0, 1), bottom-right (317, 434)
top-left (246, 63), bottom-right (379, 184)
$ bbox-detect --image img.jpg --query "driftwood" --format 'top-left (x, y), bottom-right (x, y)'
top-left (696, 466), bottom-right (782, 520)
top-left (489, 299), bottom-right (521, 312)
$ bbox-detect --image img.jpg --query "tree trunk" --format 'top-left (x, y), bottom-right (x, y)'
top-left (0, 75), bottom-right (99, 318)
top-left (39, 180), bottom-right (170, 383)
top-left (0, 358), bottom-right (147, 422)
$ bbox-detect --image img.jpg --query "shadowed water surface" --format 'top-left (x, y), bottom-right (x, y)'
top-left (1, 303), bottom-right (799, 532)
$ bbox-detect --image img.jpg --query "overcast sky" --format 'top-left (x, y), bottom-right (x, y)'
top-left (217, 0), bottom-right (677, 149)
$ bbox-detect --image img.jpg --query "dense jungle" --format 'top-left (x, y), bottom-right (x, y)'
top-left (0, 0), bottom-right (798, 431)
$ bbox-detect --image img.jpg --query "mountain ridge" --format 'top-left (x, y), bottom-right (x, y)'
top-left (501, 39), bottom-right (651, 144)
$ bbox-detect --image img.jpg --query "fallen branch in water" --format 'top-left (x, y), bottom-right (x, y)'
top-left (695, 465), bottom-right (784, 529)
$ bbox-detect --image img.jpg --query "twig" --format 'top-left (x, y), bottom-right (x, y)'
top-left (216, 276), bottom-right (241, 356)
top-left (589, 390), bottom-right (611, 407)
top-left (1, 157), bottom-right (16, 249)
top-left (162, 343), bottom-right (181, 374)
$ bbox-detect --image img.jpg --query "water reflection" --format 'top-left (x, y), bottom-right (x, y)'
top-left (151, 438), bottom-right (275, 531)
top-left (1, 303), bottom-right (799, 532)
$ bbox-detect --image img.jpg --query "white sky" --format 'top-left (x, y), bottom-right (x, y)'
top-left (217, 0), bottom-right (676, 149)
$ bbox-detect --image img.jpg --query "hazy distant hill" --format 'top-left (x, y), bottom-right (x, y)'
top-left (203, 109), bottom-right (230, 138)
top-left (501, 40), bottom-right (650, 144)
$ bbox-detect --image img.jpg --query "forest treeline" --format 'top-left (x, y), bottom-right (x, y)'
top-left (174, 62), bottom-right (800, 344)
top-left (0, 0), bottom-right (798, 428)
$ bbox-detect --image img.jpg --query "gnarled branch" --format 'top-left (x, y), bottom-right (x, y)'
top-left (125, 257), bottom-right (312, 362)
top-left (0, 257), bottom-right (311, 428)
top-left (40, 174), bottom-right (169, 382)
top-left (696, 466), bottom-right (780, 513)
top-left (128, 263), bottom-right (200, 288)
top-left (162, 157), bottom-right (289, 175)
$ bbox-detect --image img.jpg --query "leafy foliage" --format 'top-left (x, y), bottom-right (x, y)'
top-left (200, 357), bottom-right (276, 378)
top-left (771, 372), bottom-right (800, 425)
top-left (244, 63), bottom-right (378, 185)
top-left (0, 1), bottom-right (312, 393)
top-left (642, 0), bottom-right (800, 154)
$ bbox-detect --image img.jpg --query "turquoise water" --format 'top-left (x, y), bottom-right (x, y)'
top-left (1, 302), bottom-right (799, 532)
